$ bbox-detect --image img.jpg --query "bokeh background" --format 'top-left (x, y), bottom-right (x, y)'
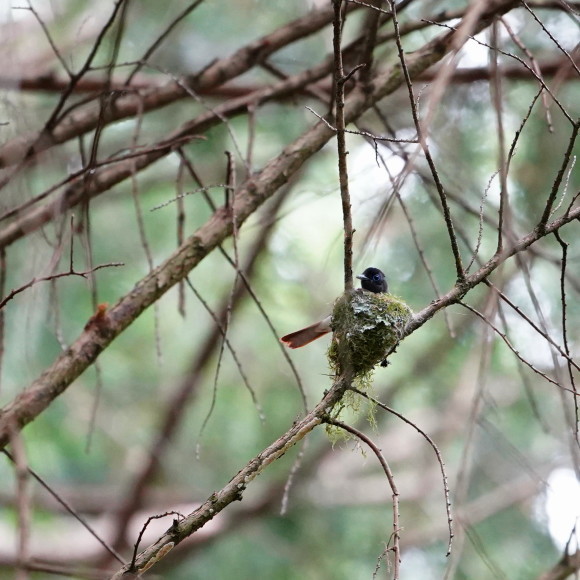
top-left (0, 1), bottom-right (579, 578)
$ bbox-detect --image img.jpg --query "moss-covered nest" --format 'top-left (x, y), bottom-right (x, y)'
top-left (328, 290), bottom-right (412, 379)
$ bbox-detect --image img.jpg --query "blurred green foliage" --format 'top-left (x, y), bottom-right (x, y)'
top-left (0, 0), bottom-right (579, 578)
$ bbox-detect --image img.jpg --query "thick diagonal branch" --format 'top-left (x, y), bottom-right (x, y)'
top-left (0, 0), bottom-right (522, 451)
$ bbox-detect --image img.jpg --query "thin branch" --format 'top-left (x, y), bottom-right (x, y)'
top-left (23, 2), bottom-right (72, 76)
top-left (109, 374), bottom-right (353, 578)
top-left (129, 511), bottom-right (185, 573)
top-left (459, 302), bottom-right (575, 394)
top-left (188, 277), bottom-right (264, 449)
top-left (2, 450), bottom-right (124, 564)
top-left (349, 387), bottom-right (454, 557)
top-left (387, 0), bottom-right (466, 281)
top-left (521, 0), bottom-right (580, 76)
top-left (485, 281), bottom-right (580, 374)
top-left (305, 107), bottom-right (418, 143)
top-left (125, 0), bottom-right (206, 84)
top-left (348, 0), bottom-right (392, 15)
top-left (466, 170), bottom-right (498, 272)
top-left (324, 417), bottom-right (400, 579)
top-left (43, 0), bottom-right (129, 135)
top-left (499, 15), bottom-right (553, 131)
top-left (332, 0), bottom-right (355, 292)
top-left (538, 120), bottom-right (580, 228)
top-left (0, 262), bottom-right (124, 311)
top-left (218, 248), bottom-right (308, 411)
top-left (423, 19), bottom-right (575, 124)
top-left (553, 230), bottom-right (578, 436)
top-left (490, 21), bottom-right (509, 255)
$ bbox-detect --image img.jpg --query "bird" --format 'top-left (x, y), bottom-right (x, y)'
top-left (280, 267), bottom-right (388, 349)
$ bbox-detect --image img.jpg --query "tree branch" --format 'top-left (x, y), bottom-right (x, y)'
top-left (109, 374), bottom-right (353, 578)
top-left (332, 0), bottom-right (355, 292)
top-left (0, 2), bottom-right (359, 170)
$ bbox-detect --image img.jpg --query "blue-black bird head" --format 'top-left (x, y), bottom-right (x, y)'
top-left (356, 267), bottom-right (388, 294)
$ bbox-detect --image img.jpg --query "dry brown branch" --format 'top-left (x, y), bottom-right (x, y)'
top-left (0, 262), bottom-right (124, 310)
top-left (0, 0), bottom-right (577, 575)
top-left (324, 417), bottom-right (401, 578)
top-left (0, 2), bottom-right (359, 170)
top-left (2, 56), bottom-right (573, 99)
top-left (0, 0), bottom-right (525, 451)
top-left (350, 386), bottom-right (453, 556)
top-left (99, 201), bottom-right (580, 576)
top-left (537, 548), bottom-right (580, 580)
top-left (109, 372), bottom-right (352, 578)
top-left (332, 0), bottom-right (355, 291)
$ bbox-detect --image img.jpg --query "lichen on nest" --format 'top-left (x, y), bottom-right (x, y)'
top-left (327, 290), bottom-right (412, 381)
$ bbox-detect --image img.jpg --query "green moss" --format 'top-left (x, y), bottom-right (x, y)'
top-left (327, 290), bottom-right (412, 382)
top-left (324, 291), bottom-right (412, 438)
top-left (324, 386), bottom-right (380, 442)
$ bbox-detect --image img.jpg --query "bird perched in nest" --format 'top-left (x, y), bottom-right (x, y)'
top-left (280, 267), bottom-right (388, 349)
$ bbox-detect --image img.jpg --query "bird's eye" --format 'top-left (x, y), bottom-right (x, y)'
top-left (372, 273), bottom-right (381, 282)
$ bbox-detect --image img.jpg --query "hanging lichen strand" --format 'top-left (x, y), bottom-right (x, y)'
top-left (328, 290), bottom-right (412, 382)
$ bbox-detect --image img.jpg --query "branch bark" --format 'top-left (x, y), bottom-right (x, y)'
top-left (0, 0), bottom-right (523, 449)
top-left (104, 202), bottom-right (580, 576)
top-left (0, 2), bottom-right (358, 169)
top-left (110, 373), bottom-right (353, 578)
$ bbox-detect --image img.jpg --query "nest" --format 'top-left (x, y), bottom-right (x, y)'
top-left (328, 290), bottom-right (412, 379)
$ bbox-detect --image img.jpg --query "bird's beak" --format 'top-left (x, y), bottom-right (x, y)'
top-left (356, 273), bottom-right (369, 281)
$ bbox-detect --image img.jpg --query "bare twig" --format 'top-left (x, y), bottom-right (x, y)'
top-left (305, 107), bottom-right (418, 143)
top-left (387, 0), bottom-right (466, 281)
top-left (538, 120), bottom-right (580, 228)
top-left (485, 281), bottom-right (580, 374)
top-left (125, 0), bottom-right (206, 84)
top-left (0, 262), bottom-right (124, 311)
top-left (459, 302), bottom-right (575, 394)
top-left (332, 0), bottom-right (355, 292)
top-left (324, 417), bottom-right (401, 579)
top-left (553, 230), bottom-right (578, 436)
top-left (2, 449), bottom-right (124, 563)
top-left (349, 387), bottom-right (454, 557)
top-left (218, 248), bottom-right (308, 411)
top-left (23, 1), bottom-right (72, 76)
top-left (490, 21), bottom-right (509, 255)
top-left (128, 511), bottom-right (185, 574)
top-left (188, 277), bottom-right (264, 445)
top-left (521, 0), bottom-right (580, 76)
top-left (499, 15), bottom-right (553, 131)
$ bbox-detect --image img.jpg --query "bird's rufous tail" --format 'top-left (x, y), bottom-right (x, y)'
top-left (280, 318), bottom-right (331, 349)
